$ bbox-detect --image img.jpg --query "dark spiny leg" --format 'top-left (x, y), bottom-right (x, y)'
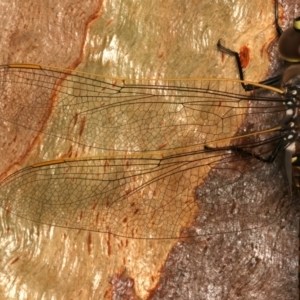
top-left (275, 0), bottom-right (283, 36)
top-left (217, 40), bottom-right (282, 91)
top-left (217, 1), bottom-right (284, 91)
top-left (204, 139), bottom-right (284, 163)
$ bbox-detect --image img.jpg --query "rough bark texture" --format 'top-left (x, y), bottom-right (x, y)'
top-left (0, 1), bottom-right (299, 299)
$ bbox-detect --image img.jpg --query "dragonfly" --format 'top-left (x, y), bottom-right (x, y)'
top-left (0, 1), bottom-right (299, 240)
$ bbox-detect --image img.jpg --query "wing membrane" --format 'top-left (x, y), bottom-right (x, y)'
top-left (1, 149), bottom-right (287, 239)
top-left (0, 64), bottom-right (289, 239)
top-left (0, 65), bottom-right (285, 152)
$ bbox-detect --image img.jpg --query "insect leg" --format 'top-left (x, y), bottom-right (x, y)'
top-left (204, 138), bottom-right (284, 163)
top-left (217, 1), bottom-right (284, 91)
top-left (275, 0), bottom-right (283, 36)
top-left (217, 40), bottom-right (282, 91)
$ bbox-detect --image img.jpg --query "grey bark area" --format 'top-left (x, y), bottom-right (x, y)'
top-left (149, 157), bottom-right (299, 299)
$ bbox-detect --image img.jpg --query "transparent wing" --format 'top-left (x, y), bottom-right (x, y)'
top-left (0, 64), bottom-right (289, 238)
top-left (0, 149), bottom-right (288, 239)
top-left (0, 64), bottom-right (286, 153)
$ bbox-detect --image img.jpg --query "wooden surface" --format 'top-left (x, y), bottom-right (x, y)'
top-left (0, 0), bottom-right (299, 299)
